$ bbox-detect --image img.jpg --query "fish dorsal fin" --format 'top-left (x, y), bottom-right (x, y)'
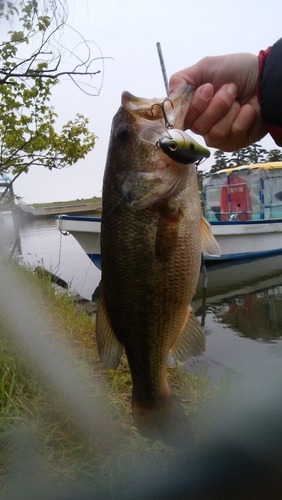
top-left (170, 306), bottom-right (205, 362)
top-left (200, 215), bottom-right (221, 257)
top-left (96, 292), bottom-right (123, 369)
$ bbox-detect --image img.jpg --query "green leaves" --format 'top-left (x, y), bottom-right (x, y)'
top-left (0, 75), bottom-right (96, 174)
top-left (9, 31), bottom-right (26, 43)
top-left (0, 0), bottom-right (96, 189)
top-left (37, 15), bottom-right (51, 32)
top-left (0, 1), bottom-right (19, 20)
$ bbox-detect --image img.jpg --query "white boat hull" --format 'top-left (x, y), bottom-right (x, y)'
top-left (56, 215), bottom-right (102, 269)
top-left (56, 215), bottom-right (282, 269)
top-left (205, 220), bottom-right (282, 261)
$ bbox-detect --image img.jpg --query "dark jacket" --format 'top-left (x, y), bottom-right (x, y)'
top-left (258, 38), bottom-right (282, 146)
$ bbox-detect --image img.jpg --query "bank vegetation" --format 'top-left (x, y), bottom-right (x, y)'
top-left (0, 260), bottom-right (228, 498)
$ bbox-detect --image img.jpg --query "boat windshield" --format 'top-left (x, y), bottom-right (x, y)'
top-left (203, 166), bottom-right (282, 222)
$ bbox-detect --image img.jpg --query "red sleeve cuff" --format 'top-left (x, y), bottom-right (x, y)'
top-left (263, 123), bottom-right (282, 147)
top-left (257, 47), bottom-right (272, 102)
top-left (257, 45), bottom-right (282, 147)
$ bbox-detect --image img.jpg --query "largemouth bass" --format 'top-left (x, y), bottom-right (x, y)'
top-left (96, 85), bottom-right (220, 446)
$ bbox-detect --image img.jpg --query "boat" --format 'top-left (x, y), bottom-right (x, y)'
top-left (56, 162), bottom-right (282, 269)
top-left (202, 162), bottom-right (282, 261)
top-left (56, 215), bottom-right (102, 270)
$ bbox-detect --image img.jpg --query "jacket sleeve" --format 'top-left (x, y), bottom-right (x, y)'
top-left (257, 38), bottom-right (282, 146)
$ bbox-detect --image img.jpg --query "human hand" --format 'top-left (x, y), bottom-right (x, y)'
top-left (169, 53), bottom-right (267, 151)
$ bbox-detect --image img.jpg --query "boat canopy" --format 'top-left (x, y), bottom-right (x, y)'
top-left (203, 162), bottom-right (282, 222)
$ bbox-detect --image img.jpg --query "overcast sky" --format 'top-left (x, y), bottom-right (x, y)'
top-left (7, 0), bottom-right (282, 204)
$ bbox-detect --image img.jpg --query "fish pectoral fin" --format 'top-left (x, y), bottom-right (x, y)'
top-left (200, 215), bottom-right (221, 257)
top-left (155, 206), bottom-right (181, 263)
top-left (96, 292), bottom-right (123, 369)
top-left (170, 306), bottom-right (205, 363)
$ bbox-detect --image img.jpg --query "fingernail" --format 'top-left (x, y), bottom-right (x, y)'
top-left (198, 83), bottom-right (214, 100)
top-left (226, 83), bottom-right (237, 97)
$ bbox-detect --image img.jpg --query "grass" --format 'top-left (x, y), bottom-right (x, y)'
top-left (32, 197), bottom-right (102, 208)
top-left (0, 260), bottom-right (231, 498)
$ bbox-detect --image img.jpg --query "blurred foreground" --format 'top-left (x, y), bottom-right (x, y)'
top-left (1, 260), bottom-right (282, 499)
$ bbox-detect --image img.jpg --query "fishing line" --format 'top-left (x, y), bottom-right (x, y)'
top-left (53, 228), bottom-right (64, 276)
top-left (54, 215), bottom-right (70, 276)
top-left (78, 257), bottom-right (93, 297)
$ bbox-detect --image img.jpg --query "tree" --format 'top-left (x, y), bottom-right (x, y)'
top-left (230, 143), bottom-right (268, 165)
top-left (0, 0), bottom-right (103, 199)
top-left (265, 149), bottom-right (282, 162)
top-left (210, 150), bottom-right (229, 173)
top-left (209, 143), bottom-right (282, 173)
top-left (0, 1), bottom-right (104, 94)
top-left (228, 147), bottom-right (250, 167)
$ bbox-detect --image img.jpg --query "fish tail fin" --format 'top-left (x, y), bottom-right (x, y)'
top-left (132, 394), bottom-right (193, 448)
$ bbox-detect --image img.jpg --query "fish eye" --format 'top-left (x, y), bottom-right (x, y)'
top-left (169, 141), bottom-right (177, 151)
top-left (116, 125), bottom-right (131, 140)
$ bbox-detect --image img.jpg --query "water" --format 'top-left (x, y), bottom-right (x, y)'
top-left (1, 210), bottom-right (101, 300)
top-left (2, 210), bottom-right (282, 381)
top-left (192, 255), bottom-right (282, 380)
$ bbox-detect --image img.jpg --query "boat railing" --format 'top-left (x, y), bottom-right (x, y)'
top-left (203, 179), bottom-right (282, 222)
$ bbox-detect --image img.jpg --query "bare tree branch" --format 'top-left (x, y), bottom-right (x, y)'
top-left (0, 1), bottom-right (111, 96)
top-left (0, 68), bottom-right (101, 80)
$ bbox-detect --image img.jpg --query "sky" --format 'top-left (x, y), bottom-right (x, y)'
top-left (5, 0), bottom-right (282, 204)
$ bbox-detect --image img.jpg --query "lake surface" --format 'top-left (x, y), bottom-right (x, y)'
top-left (1, 210), bottom-right (101, 300)
top-left (2, 210), bottom-right (282, 382)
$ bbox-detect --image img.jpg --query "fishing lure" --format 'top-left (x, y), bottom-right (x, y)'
top-left (139, 122), bottom-right (210, 165)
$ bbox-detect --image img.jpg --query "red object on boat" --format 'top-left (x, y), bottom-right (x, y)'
top-left (220, 175), bottom-right (252, 221)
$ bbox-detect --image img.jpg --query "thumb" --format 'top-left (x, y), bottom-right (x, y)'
top-left (169, 74), bottom-right (193, 95)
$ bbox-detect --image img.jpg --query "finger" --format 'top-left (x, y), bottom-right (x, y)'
top-left (183, 83), bottom-right (214, 128)
top-left (203, 100), bottom-right (241, 146)
top-left (205, 104), bottom-right (262, 151)
top-left (189, 83), bottom-right (237, 136)
top-left (169, 72), bottom-right (193, 95)
top-left (230, 105), bottom-right (266, 149)
top-left (232, 104), bottom-right (257, 137)
top-left (169, 60), bottom-right (213, 94)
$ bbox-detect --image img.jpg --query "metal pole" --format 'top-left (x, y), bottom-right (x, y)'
top-left (156, 42), bottom-right (169, 96)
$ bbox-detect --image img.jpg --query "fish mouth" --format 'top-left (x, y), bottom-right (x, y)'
top-left (121, 92), bottom-right (172, 121)
top-left (122, 85), bottom-right (194, 130)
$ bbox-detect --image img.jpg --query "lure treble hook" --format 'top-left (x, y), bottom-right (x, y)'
top-left (151, 99), bottom-right (174, 129)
